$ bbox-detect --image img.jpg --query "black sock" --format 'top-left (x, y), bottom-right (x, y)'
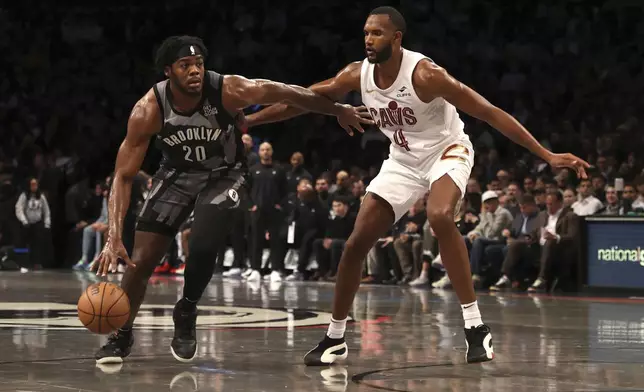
top-left (118, 327), bottom-right (132, 335)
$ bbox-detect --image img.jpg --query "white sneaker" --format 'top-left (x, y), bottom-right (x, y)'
top-left (246, 270), bottom-right (261, 282)
top-left (432, 274), bottom-right (451, 289)
top-left (285, 272), bottom-right (304, 281)
top-left (409, 274), bottom-right (429, 286)
top-left (270, 270), bottom-right (282, 282)
top-left (223, 268), bottom-right (242, 277)
top-left (242, 269), bottom-right (253, 278)
top-left (431, 255), bottom-right (444, 271)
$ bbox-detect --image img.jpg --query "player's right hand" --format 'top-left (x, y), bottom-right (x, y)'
top-left (336, 104), bottom-right (374, 136)
top-left (92, 238), bottom-right (136, 277)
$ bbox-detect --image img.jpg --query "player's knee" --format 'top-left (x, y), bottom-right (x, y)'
top-left (344, 235), bottom-right (369, 261)
top-left (427, 205), bottom-right (454, 232)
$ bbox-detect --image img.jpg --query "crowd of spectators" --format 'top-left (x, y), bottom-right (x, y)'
top-left (0, 1), bottom-right (642, 293)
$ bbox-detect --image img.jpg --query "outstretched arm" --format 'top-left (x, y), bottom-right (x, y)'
top-left (244, 62), bottom-right (363, 127)
top-left (413, 60), bottom-right (589, 177)
top-left (107, 91), bottom-right (159, 244)
top-left (94, 90), bottom-right (160, 275)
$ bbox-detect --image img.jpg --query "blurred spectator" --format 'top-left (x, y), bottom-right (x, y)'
top-left (330, 170), bottom-right (351, 201)
top-left (362, 228), bottom-right (399, 285)
top-left (622, 183), bottom-right (637, 202)
top-left (523, 176), bottom-right (536, 194)
top-left (600, 186), bottom-right (625, 215)
top-left (490, 195), bottom-right (542, 291)
top-left (247, 142), bottom-right (287, 281)
top-left (348, 179), bottom-right (365, 216)
top-left (496, 170), bottom-right (510, 189)
top-left (393, 198), bottom-right (427, 284)
top-left (533, 189), bottom-right (547, 211)
top-left (315, 176), bottom-right (331, 208)
top-left (572, 179), bottom-right (603, 216)
top-left (434, 191), bottom-right (511, 289)
top-left (73, 182), bottom-right (108, 270)
top-left (632, 176), bottom-right (644, 211)
top-left (591, 174), bottom-right (607, 202)
top-left (503, 181), bottom-right (522, 216)
top-left (285, 152), bottom-right (312, 194)
top-left (14, 178), bottom-right (52, 268)
top-left (242, 134), bottom-right (259, 167)
top-left (280, 178), bottom-right (328, 281)
top-left (563, 187), bottom-right (577, 208)
top-left (312, 197), bottom-right (354, 281)
top-left (528, 191), bottom-right (580, 292)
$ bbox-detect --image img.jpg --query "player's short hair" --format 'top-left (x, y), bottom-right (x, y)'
top-left (369, 6), bottom-right (407, 35)
top-left (155, 35), bottom-right (208, 73)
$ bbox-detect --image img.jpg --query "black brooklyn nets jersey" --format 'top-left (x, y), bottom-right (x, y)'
top-left (152, 71), bottom-right (246, 172)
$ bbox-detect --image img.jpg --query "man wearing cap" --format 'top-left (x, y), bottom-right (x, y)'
top-left (433, 190), bottom-right (512, 288)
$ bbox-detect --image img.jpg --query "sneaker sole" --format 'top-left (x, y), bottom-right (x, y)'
top-left (96, 356), bottom-right (124, 365)
top-left (171, 344), bottom-right (198, 363)
top-left (304, 344), bottom-right (348, 366)
top-left (466, 352), bottom-right (495, 363)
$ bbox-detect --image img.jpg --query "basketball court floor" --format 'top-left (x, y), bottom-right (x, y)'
top-left (0, 271), bottom-right (643, 391)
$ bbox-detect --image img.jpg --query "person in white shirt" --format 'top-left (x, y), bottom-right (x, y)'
top-left (528, 190), bottom-right (578, 292)
top-left (246, 6), bottom-right (589, 365)
top-left (571, 179), bottom-right (603, 216)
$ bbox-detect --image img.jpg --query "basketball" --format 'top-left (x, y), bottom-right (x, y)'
top-left (77, 282), bottom-right (131, 334)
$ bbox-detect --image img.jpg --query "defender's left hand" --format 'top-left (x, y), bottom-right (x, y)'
top-left (547, 153), bottom-right (590, 179)
top-left (336, 105), bottom-right (374, 136)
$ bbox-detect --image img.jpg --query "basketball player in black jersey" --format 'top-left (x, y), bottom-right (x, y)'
top-left (91, 36), bottom-right (373, 364)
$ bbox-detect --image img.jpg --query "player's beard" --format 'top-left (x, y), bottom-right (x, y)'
top-left (368, 43), bottom-right (393, 64)
top-left (170, 74), bottom-right (202, 97)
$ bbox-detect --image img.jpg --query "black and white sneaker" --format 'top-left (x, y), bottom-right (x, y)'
top-left (465, 324), bottom-right (494, 363)
top-left (95, 330), bottom-right (134, 364)
top-left (170, 299), bottom-right (198, 363)
top-left (304, 335), bottom-right (348, 366)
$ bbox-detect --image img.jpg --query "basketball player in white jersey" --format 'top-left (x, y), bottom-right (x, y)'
top-left (247, 6), bottom-right (588, 365)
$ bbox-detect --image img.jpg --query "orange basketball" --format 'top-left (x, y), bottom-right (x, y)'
top-left (77, 282), bottom-right (130, 334)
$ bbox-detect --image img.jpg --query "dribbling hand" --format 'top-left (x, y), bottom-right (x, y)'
top-left (92, 238), bottom-right (136, 277)
top-left (336, 105), bottom-right (374, 136)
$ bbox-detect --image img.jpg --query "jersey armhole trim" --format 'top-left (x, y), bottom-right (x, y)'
top-left (152, 84), bottom-right (165, 128)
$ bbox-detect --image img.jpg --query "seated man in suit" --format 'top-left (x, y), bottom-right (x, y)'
top-left (527, 190), bottom-right (579, 292)
top-left (489, 194), bottom-right (542, 290)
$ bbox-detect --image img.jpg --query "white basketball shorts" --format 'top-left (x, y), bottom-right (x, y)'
top-left (366, 136), bottom-right (474, 223)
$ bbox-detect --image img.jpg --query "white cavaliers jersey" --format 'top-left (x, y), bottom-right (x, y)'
top-left (360, 48), bottom-right (468, 168)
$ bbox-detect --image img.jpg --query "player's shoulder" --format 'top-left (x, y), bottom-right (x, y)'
top-left (413, 58), bottom-right (448, 82)
top-left (336, 61), bottom-right (363, 79)
top-left (128, 88), bottom-right (162, 130)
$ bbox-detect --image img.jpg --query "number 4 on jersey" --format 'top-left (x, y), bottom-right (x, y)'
top-left (393, 129), bottom-right (410, 151)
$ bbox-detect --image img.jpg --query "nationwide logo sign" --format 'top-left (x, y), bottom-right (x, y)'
top-left (596, 246), bottom-right (644, 265)
top-left (0, 303), bottom-right (341, 330)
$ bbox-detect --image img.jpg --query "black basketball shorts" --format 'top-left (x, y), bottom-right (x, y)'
top-left (136, 167), bottom-right (249, 237)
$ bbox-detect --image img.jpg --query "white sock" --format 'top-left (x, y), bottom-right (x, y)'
top-left (420, 270), bottom-right (428, 279)
top-left (326, 317), bottom-right (348, 339)
top-left (461, 301), bottom-right (483, 329)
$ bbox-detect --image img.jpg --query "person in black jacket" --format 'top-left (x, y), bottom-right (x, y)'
top-left (312, 196), bottom-right (355, 281)
top-left (285, 152), bottom-right (312, 194)
top-left (247, 142), bottom-right (287, 281)
top-left (270, 178), bottom-right (327, 282)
